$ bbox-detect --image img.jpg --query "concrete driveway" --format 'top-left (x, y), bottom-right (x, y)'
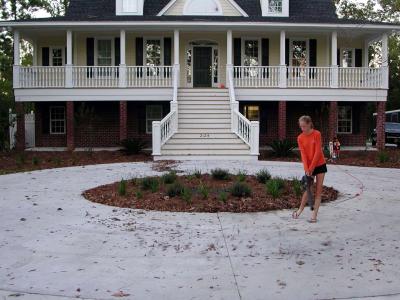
top-left (0, 160), bottom-right (399, 300)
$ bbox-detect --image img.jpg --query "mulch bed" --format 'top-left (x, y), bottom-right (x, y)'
top-left (260, 149), bottom-right (400, 169)
top-left (83, 174), bottom-right (338, 213)
top-left (0, 151), bottom-right (151, 175)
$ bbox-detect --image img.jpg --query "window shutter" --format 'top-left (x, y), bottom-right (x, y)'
top-left (136, 37), bottom-right (144, 66)
top-left (309, 39), bottom-right (317, 67)
top-left (337, 49), bottom-right (340, 66)
top-left (86, 38), bottom-right (95, 66)
top-left (233, 38), bottom-right (241, 66)
top-left (353, 104), bottom-right (361, 134)
top-left (164, 37), bottom-right (172, 66)
top-left (355, 49), bottom-right (362, 67)
top-left (42, 47), bottom-right (50, 66)
top-left (115, 37), bottom-right (121, 66)
top-left (285, 39), bottom-right (289, 65)
top-left (261, 39), bottom-right (269, 78)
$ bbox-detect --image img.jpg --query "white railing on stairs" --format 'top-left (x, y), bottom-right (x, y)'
top-left (227, 65), bottom-right (260, 156)
top-left (152, 65), bottom-right (179, 156)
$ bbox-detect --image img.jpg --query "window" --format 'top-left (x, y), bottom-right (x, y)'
top-left (50, 106), bottom-right (66, 135)
top-left (116, 0), bottom-right (144, 15)
top-left (341, 48), bottom-right (355, 68)
top-left (268, 0), bottom-right (283, 13)
top-left (243, 40), bottom-right (260, 67)
top-left (122, 0), bottom-right (138, 12)
top-left (97, 39), bottom-right (113, 66)
top-left (186, 49), bottom-right (192, 84)
top-left (291, 40), bottom-right (308, 67)
top-left (261, 0), bottom-right (288, 16)
top-left (51, 48), bottom-right (63, 66)
top-left (145, 39), bottom-right (162, 66)
top-left (146, 105), bottom-right (163, 134)
top-left (244, 105), bottom-right (260, 121)
top-left (338, 106), bottom-right (352, 134)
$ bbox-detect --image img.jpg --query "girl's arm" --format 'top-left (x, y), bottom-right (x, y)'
top-left (298, 137), bottom-right (309, 173)
top-left (309, 132), bottom-right (323, 173)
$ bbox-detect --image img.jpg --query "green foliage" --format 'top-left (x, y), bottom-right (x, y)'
top-left (266, 178), bottom-right (285, 199)
top-left (211, 168), bottom-right (231, 180)
top-left (198, 183), bottom-right (209, 199)
top-left (118, 179), bottom-right (127, 196)
top-left (377, 151), bottom-right (390, 163)
top-left (256, 169), bottom-right (272, 184)
top-left (291, 178), bottom-right (303, 197)
top-left (140, 177), bottom-right (159, 191)
top-left (135, 190), bottom-right (143, 199)
top-left (218, 191), bottom-right (228, 203)
top-left (230, 182), bottom-right (252, 198)
top-left (52, 156), bottom-right (61, 166)
top-left (120, 138), bottom-right (147, 155)
top-left (32, 156), bottom-right (39, 166)
top-left (269, 139), bottom-right (296, 157)
top-left (236, 170), bottom-right (247, 182)
top-left (166, 182), bottom-right (184, 198)
top-left (162, 171), bottom-right (177, 184)
top-left (182, 187), bottom-right (193, 204)
top-left (15, 153), bottom-right (25, 166)
top-left (193, 169), bottom-right (202, 179)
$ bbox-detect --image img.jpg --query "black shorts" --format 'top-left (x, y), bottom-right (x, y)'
top-left (312, 164), bottom-right (328, 176)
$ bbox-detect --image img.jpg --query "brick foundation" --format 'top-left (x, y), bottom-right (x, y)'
top-left (328, 101), bottom-right (338, 141)
top-left (66, 102), bottom-right (74, 151)
top-left (278, 101), bottom-right (287, 140)
top-left (15, 102), bottom-right (25, 151)
top-left (376, 101), bottom-right (386, 150)
top-left (119, 101), bottom-right (128, 142)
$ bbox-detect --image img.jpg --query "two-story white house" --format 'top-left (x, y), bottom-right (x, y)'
top-left (3, 0), bottom-right (399, 160)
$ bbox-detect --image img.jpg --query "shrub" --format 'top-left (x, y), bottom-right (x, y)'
top-left (266, 178), bottom-right (285, 199)
top-left (198, 183), bottom-right (210, 199)
top-left (236, 170), bottom-right (247, 182)
top-left (256, 169), bottom-right (271, 184)
top-left (377, 151), bottom-right (390, 163)
top-left (32, 156), bottom-right (40, 166)
top-left (291, 178), bottom-right (303, 197)
top-left (211, 168), bottom-right (230, 180)
top-left (193, 169), bottom-right (202, 179)
top-left (121, 138), bottom-right (147, 155)
top-left (269, 139), bottom-right (296, 157)
top-left (230, 182), bottom-right (252, 198)
top-left (167, 182), bottom-right (185, 198)
top-left (118, 179), bottom-right (127, 196)
top-left (218, 191), bottom-right (228, 203)
top-left (140, 177), bottom-right (159, 191)
top-left (135, 190), bottom-right (143, 199)
top-left (182, 187), bottom-right (193, 204)
top-left (162, 171), bottom-right (177, 184)
top-left (15, 153), bottom-right (26, 166)
top-left (52, 157), bottom-right (62, 166)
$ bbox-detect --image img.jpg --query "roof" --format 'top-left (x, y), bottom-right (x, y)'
top-left (1, 0), bottom-right (399, 27)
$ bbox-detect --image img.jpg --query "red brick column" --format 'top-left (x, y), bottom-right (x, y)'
top-left (376, 101), bottom-right (386, 150)
top-left (278, 101), bottom-right (287, 140)
top-left (119, 101), bottom-right (128, 142)
top-left (328, 101), bottom-right (338, 142)
top-left (66, 101), bottom-right (75, 151)
top-left (15, 102), bottom-right (25, 151)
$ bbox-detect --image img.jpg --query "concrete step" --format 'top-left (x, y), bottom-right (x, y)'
top-left (179, 123), bottom-right (231, 129)
top-left (179, 109), bottom-right (231, 114)
top-left (178, 98), bottom-right (229, 103)
top-left (161, 149), bottom-right (251, 156)
top-left (179, 104), bottom-right (231, 110)
top-left (178, 88), bottom-right (228, 93)
top-left (178, 118), bottom-right (230, 124)
top-left (172, 133), bottom-right (238, 139)
top-left (179, 114), bottom-right (230, 119)
top-left (162, 143), bottom-right (249, 150)
top-left (167, 138), bottom-right (244, 144)
top-left (178, 128), bottom-right (233, 134)
top-left (154, 154), bottom-right (258, 161)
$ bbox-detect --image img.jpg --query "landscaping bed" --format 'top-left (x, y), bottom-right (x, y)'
top-left (0, 151), bottom-right (151, 175)
top-left (83, 169), bottom-right (338, 213)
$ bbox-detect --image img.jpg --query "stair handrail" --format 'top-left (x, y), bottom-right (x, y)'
top-left (227, 65), bottom-right (260, 156)
top-left (152, 64), bottom-right (179, 156)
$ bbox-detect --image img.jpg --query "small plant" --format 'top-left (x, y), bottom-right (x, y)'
top-left (198, 183), bottom-right (210, 199)
top-left (32, 156), bottom-right (40, 166)
top-left (218, 191), bottom-right (228, 203)
top-left (230, 182), bottom-right (252, 198)
top-left (135, 190), bottom-right (143, 199)
top-left (377, 151), bottom-right (390, 163)
top-left (193, 169), bottom-right (202, 179)
top-left (53, 157), bottom-right (62, 166)
top-left (15, 153), bottom-right (26, 167)
top-left (269, 139), bottom-right (296, 158)
top-left (167, 182), bottom-right (185, 198)
top-left (236, 170), bottom-right (247, 182)
top-left (291, 178), bottom-right (303, 197)
top-left (211, 168), bottom-right (230, 180)
top-left (256, 169), bottom-right (271, 184)
top-left (182, 187), bottom-right (193, 204)
top-left (266, 178), bottom-right (285, 199)
top-left (162, 171), bottom-right (177, 184)
top-left (120, 138), bottom-right (147, 155)
top-left (118, 179), bottom-right (127, 196)
top-left (140, 177), bottom-right (159, 191)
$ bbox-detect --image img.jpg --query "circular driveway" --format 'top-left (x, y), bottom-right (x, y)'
top-left (0, 160), bottom-right (399, 300)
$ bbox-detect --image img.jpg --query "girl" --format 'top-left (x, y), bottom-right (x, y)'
top-left (292, 116), bottom-right (327, 223)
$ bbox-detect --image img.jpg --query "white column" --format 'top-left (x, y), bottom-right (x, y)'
top-left (250, 121), bottom-right (260, 156)
top-left (279, 30), bottom-right (286, 88)
top-left (173, 29), bottom-right (180, 88)
top-left (382, 33), bottom-right (389, 89)
top-left (13, 30), bottom-right (20, 88)
top-left (331, 31), bottom-right (338, 88)
top-left (65, 30), bottom-right (73, 88)
top-left (152, 122), bottom-right (161, 156)
top-left (227, 30), bottom-right (233, 87)
top-left (119, 29), bottom-right (127, 87)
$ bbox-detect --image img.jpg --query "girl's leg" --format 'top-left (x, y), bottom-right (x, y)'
top-left (311, 173), bottom-right (326, 221)
top-left (294, 191), bottom-right (308, 218)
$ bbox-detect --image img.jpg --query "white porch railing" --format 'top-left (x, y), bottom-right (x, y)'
top-left (152, 65), bottom-right (179, 156)
top-left (233, 66), bottom-right (280, 88)
top-left (287, 67), bottom-right (332, 88)
top-left (227, 66), bottom-right (260, 155)
top-left (338, 67), bottom-right (384, 89)
top-left (73, 66), bottom-right (119, 88)
top-left (127, 66), bottom-right (173, 87)
top-left (19, 66), bottom-right (65, 88)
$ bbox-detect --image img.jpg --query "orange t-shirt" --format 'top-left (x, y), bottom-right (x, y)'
top-left (297, 130), bottom-right (326, 173)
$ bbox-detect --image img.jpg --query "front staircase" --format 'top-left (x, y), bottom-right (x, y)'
top-left (154, 88), bottom-right (257, 161)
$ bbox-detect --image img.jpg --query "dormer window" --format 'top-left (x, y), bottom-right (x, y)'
top-left (261, 0), bottom-right (289, 17)
top-left (183, 0), bottom-right (223, 16)
top-left (116, 0), bottom-right (144, 15)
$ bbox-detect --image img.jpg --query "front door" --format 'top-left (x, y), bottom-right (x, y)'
top-left (193, 47), bottom-right (212, 88)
